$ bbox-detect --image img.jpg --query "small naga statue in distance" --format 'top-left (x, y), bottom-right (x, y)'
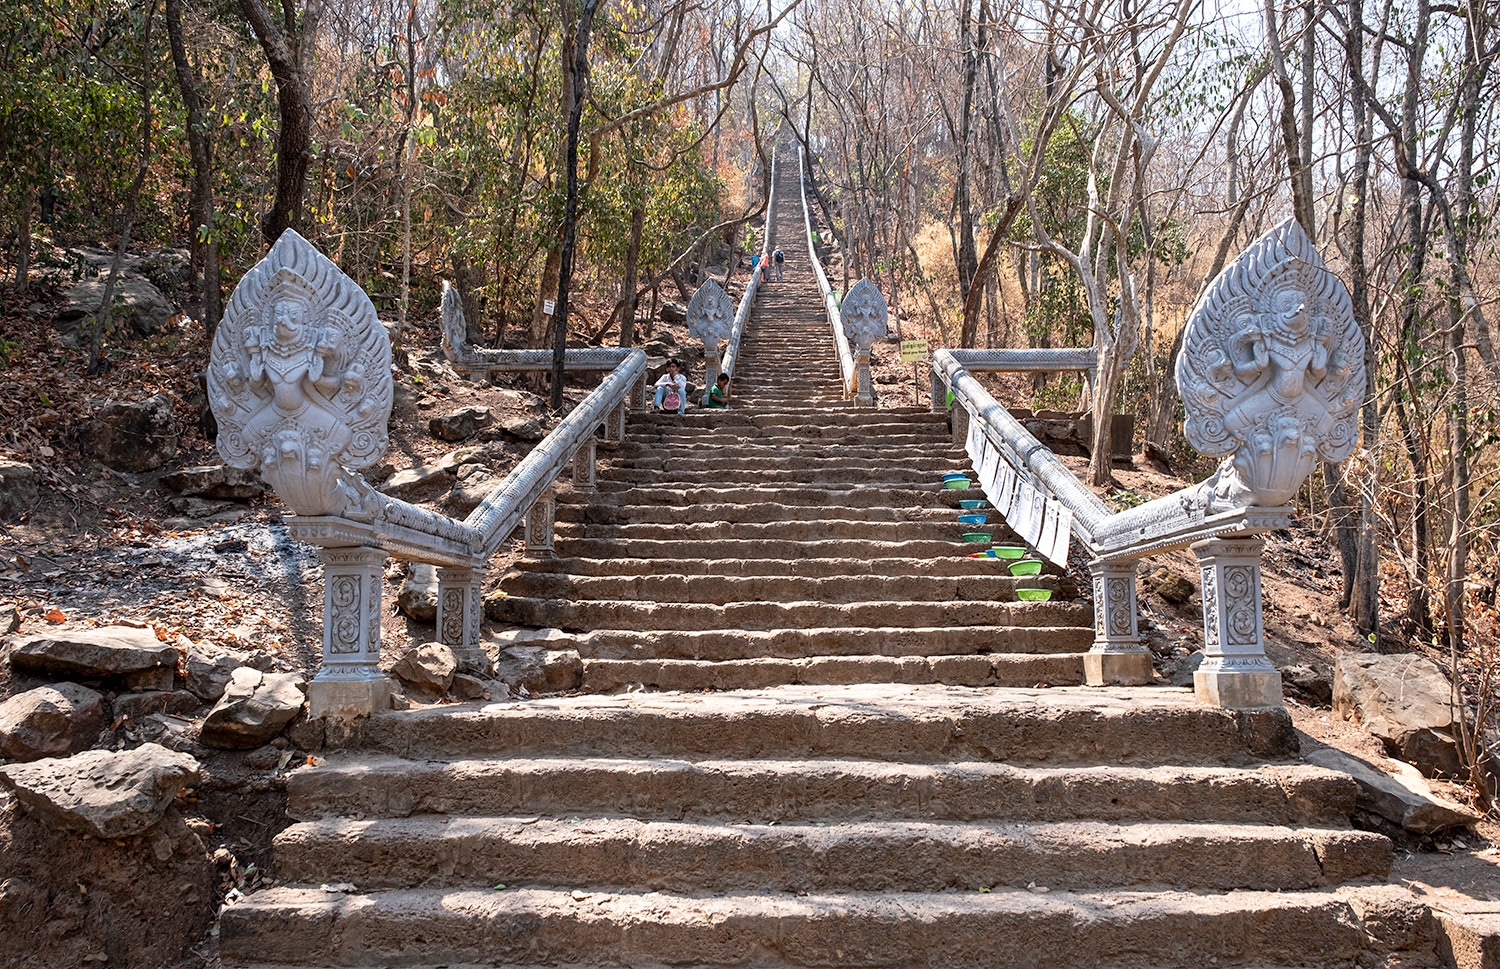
top-left (840, 279), bottom-right (889, 351)
top-left (208, 230), bottom-right (393, 517)
top-left (1176, 219), bottom-right (1366, 511)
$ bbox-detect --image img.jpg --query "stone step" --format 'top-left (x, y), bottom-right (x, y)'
top-left (551, 519), bottom-right (1029, 544)
top-left (610, 441), bottom-right (965, 460)
top-left (555, 502), bottom-right (1001, 526)
top-left (542, 537), bottom-right (1016, 562)
top-left (345, 685), bottom-right (1299, 766)
top-left (622, 428), bottom-right (953, 447)
top-left (579, 652), bottom-right (1085, 691)
top-left (499, 571), bottom-right (1065, 606)
top-left (558, 485), bottom-right (981, 509)
top-left (626, 409), bottom-right (944, 428)
top-left (595, 468), bottom-right (970, 487)
top-left (284, 754), bottom-right (1359, 827)
top-left (598, 454), bottom-right (968, 475)
top-left (485, 593), bottom-right (1088, 632)
top-left (519, 555), bottom-right (1022, 579)
top-left (271, 816), bottom-right (1389, 894)
top-left (218, 884), bottom-right (1408, 969)
top-left (544, 624), bottom-right (1094, 659)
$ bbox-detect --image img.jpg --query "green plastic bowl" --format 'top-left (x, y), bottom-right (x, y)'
top-left (944, 479), bottom-right (972, 490)
top-left (1008, 559), bottom-right (1043, 576)
top-left (1016, 588), bottom-right (1053, 601)
top-left (959, 499), bottom-right (988, 509)
top-left (961, 532), bottom-right (993, 543)
top-left (990, 546), bottom-right (1027, 559)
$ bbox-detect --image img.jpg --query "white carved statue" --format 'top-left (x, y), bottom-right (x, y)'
top-left (209, 230), bottom-right (393, 516)
top-left (686, 279), bottom-right (734, 346)
top-left (440, 280), bottom-right (468, 367)
top-left (840, 279), bottom-right (889, 351)
top-left (1176, 219), bottom-right (1366, 510)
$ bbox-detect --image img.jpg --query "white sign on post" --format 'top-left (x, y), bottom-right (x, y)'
top-left (542, 299), bottom-right (556, 316)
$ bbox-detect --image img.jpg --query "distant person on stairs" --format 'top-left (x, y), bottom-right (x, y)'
top-left (653, 359), bottom-right (688, 414)
top-left (772, 247), bottom-right (784, 281)
top-left (706, 371), bottom-right (731, 409)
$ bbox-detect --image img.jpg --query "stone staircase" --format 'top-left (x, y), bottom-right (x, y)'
top-left (217, 157), bottom-right (1432, 967)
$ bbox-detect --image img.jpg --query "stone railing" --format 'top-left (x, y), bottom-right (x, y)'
top-left (930, 219), bottom-right (1366, 710)
top-left (208, 230), bottom-right (645, 717)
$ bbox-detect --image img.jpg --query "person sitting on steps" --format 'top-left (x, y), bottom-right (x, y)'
top-left (706, 371), bottom-right (731, 409)
top-left (653, 358), bottom-right (688, 414)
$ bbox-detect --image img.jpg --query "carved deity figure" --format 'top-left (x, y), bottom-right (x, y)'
top-left (1176, 220), bottom-right (1365, 510)
top-left (840, 279), bottom-right (889, 351)
top-left (209, 230), bottom-right (393, 516)
top-left (686, 279), bottom-right (735, 346)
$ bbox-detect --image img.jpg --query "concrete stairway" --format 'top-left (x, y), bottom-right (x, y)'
top-left (217, 155), bottom-right (1429, 968)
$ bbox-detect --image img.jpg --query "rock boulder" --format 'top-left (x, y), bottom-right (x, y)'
top-left (0, 683), bottom-right (105, 762)
top-left (183, 639), bottom-right (274, 703)
top-left (0, 459), bottom-right (39, 520)
top-left (53, 274), bottom-right (175, 343)
top-left (0, 743), bottom-right (199, 838)
top-left (396, 563), bottom-right (439, 622)
top-left (199, 669), bottom-right (306, 749)
top-left (1306, 747), bottom-right (1479, 834)
top-left (159, 464), bottom-right (266, 500)
top-left (1334, 652), bottom-right (1463, 777)
top-left (80, 393), bottom-right (178, 472)
top-left (9, 626), bottom-right (177, 691)
top-left (390, 643), bottom-right (458, 698)
top-left (429, 405), bottom-right (493, 442)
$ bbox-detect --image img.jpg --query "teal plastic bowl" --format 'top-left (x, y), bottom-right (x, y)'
top-left (1016, 588), bottom-right (1053, 601)
top-left (959, 499), bottom-right (988, 510)
top-left (942, 472), bottom-right (969, 481)
top-left (957, 513), bottom-right (988, 526)
top-left (944, 479), bottom-right (972, 490)
top-left (1008, 559), bottom-right (1043, 576)
top-left (962, 532), bottom-right (993, 543)
top-left (991, 546), bottom-right (1027, 559)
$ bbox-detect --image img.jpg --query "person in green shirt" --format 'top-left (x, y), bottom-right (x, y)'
top-left (706, 371), bottom-right (731, 409)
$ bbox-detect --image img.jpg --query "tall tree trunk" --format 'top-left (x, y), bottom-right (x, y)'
top-left (618, 204), bottom-right (645, 348)
top-left (237, 0), bottom-right (321, 245)
top-left (166, 0), bottom-right (221, 335)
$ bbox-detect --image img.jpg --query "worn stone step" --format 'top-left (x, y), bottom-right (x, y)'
top-left (218, 884), bottom-right (1404, 969)
top-left (559, 485), bottom-right (980, 509)
top-left (621, 432), bottom-right (953, 450)
top-left (548, 536), bottom-right (1001, 560)
top-left (551, 519), bottom-right (1029, 544)
top-left (596, 467), bottom-right (970, 487)
top-left (555, 502), bottom-right (999, 526)
top-left (272, 816), bottom-right (1389, 894)
top-left (285, 754), bottom-right (1360, 827)
top-left (599, 456), bottom-right (967, 477)
top-left (520, 555), bottom-right (1029, 579)
top-left (499, 570), bottom-right (1065, 605)
top-left (346, 685), bottom-right (1298, 765)
top-left (579, 652), bottom-right (1085, 691)
top-left (611, 441), bottom-right (965, 460)
top-left (548, 624), bottom-right (1093, 659)
top-left (626, 409), bottom-right (945, 429)
top-left (486, 593), bottom-right (1088, 632)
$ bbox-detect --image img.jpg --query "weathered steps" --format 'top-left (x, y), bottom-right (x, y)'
top-left (283, 755), bottom-right (1364, 827)
top-left (562, 485), bottom-right (979, 508)
top-left (499, 571), bottom-right (1065, 605)
top-left (344, 686), bottom-right (1300, 765)
top-left (271, 816), bottom-right (1389, 893)
top-left (551, 518), bottom-right (1008, 542)
top-left (554, 502), bottom-right (1005, 526)
top-left (219, 884), bottom-right (1423, 969)
top-left (578, 652), bottom-right (1086, 691)
top-left (519, 556), bottom-right (1032, 579)
top-left (535, 624), bottom-right (1093, 659)
top-left (539, 537), bottom-right (1016, 560)
top-left (486, 595), bottom-right (1087, 632)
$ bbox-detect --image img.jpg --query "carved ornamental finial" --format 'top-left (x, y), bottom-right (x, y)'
top-left (440, 280), bottom-right (468, 366)
top-left (686, 279), bottom-right (734, 346)
top-left (840, 279), bottom-right (888, 351)
top-left (1176, 219), bottom-right (1366, 510)
top-left (208, 230), bottom-right (394, 516)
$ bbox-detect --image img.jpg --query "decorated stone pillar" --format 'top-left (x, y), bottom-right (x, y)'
top-left (572, 438), bottom-right (597, 493)
top-left (931, 371), bottom-right (946, 414)
top-left (309, 546), bottom-right (392, 719)
top-left (607, 401), bottom-right (627, 444)
top-left (840, 280), bottom-right (888, 407)
top-left (950, 404), bottom-right (969, 449)
top-left (525, 485), bottom-right (558, 557)
top-left (1084, 560), bottom-right (1153, 686)
top-left (687, 279), bottom-right (734, 404)
top-left (436, 564), bottom-right (489, 676)
top-left (1192, 537), bottom-right (1281, 708)
top-left (635, 375), bottom-right (648, 413)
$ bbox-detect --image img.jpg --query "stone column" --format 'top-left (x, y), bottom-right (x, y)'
top-left (308, 546), bottom-right (393, 719)
top-left (855, 350), bottom-right (875, 406)
top-left (572, 438), bottom-right (597, 493)
top-left (524, 485), bottom-right (557, 557)
top-left (704, 348), bottom-right (722, 406)
top-left (436, 565), bottom-right (490, 676)
top-left (1192, 537), bottom-right (1282, 708)
top-left (634, 376), bottom-right (648, 413)
top-left (931, 371), bottom-right (946, 413)
top-left (607, 401), bottom-right (627, 444)
top-left (950, 404), bottom-right (969, 449)
top-left (1084, 560), bottom-right (1154, 686)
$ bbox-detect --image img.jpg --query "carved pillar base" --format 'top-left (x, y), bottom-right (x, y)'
top-left (704, 349), bottom-right (722, 406)
top-left (634, 376), bottom-right (648, 413)
top-left (1192, 537), bottom-right (1282, 709)
top-left (524, 485), bottom-right (557, 558)
top-left (931, 371), bottom-right (945, 413)
top-left (855, 350), bottom-right (875, 406)
top-left (572, 439), bottom-right (597, 493)
top-left (607, 402), bottom-right (627, 444)
top-left (309, 546), bottom-right (393, 719)
top-left (950, 405), bottom-right (969, 449)
top-left (436, 565), bottom-right (489, 676)
top-left (1085, 561), bottom-right (1154, 686)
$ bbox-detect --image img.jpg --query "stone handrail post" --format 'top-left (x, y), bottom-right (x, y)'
top-left (572, 438), bottom-right (597, 493)
top-left (524, 485), bottom-right (558, 557)
top-left (435, 564), bottom-right (486, 675)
